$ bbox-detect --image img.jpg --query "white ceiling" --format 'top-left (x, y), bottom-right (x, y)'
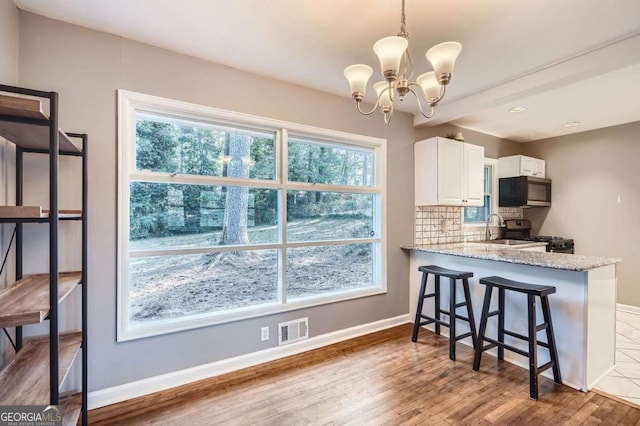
top-left (13, 0), bottom-right (640, 142)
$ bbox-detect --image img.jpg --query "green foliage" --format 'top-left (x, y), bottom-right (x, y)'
top-left (287, 139), bottom-right (373, 186)
top-left (130, 120), bottom-right (374, 241)
top-left (136, 121), bottom-right (180, 172)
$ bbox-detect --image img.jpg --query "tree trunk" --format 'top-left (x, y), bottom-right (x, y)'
top-left (221, 133), bottom-right (252, 245)
top-left (341, 151), bottom-right (349, 185)
top-left (362, 154), bottom-right (369, 186)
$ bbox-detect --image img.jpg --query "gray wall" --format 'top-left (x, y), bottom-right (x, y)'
top-left (0, 0), bottom-right (18, 84)
top-left (17, 12), bottom-right (414, 392)
top-left (415, 124), bottom-right (522, 159)
top-left (521, 122), bottom-right (640, 306)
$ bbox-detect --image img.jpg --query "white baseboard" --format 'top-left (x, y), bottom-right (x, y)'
top-left (88, 314), bottom-right (411, 410)
top-left (589, 364), bottom-right (617, 390)
top-left (617, 303), bottom-right (640, 315)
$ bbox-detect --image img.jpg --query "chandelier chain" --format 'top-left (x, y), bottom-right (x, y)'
top-left (398, 0), bottom-right (408, 39)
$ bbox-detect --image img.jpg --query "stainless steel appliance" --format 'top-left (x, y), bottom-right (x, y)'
top-left (499, 176), bottom-right (551, 208)
top-left (500, 219), bottom-right (574, 254)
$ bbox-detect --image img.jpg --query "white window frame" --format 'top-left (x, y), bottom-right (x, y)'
top-left (117, 90), bottom-right (387, 341)
top-left (462, 158), bottom-right (498, 227)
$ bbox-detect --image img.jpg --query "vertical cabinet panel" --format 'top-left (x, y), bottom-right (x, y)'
top-left (463, 143), bottom-right (485, 206)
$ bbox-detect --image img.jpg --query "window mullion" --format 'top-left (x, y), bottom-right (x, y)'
top-left (129, 243), bottom-right (285, 257)
top-left (128, 172), bottom-right (281, 189)
top-left (284, 182), bottom-right (381, 194)
top-left (280, 129), bottom-right (288, 304)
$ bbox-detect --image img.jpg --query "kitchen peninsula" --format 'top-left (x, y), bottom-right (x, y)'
top-left (402, 242), bottom-right (621, 391)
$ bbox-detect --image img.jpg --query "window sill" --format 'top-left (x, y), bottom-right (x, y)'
top-left (462, 222), bottom-right (488, 228)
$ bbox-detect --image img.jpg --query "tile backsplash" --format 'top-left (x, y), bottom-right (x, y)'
top-left (415, 206), bottom-right (523, 245)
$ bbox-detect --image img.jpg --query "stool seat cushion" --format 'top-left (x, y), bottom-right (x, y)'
top-left (418, 265), bottom-right (473, 279)
top-left (479, 276), bottom-right (556, 296)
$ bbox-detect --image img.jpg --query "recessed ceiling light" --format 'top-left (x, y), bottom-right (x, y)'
top-left (509, 106), bottom-right (527, 113)
top-left (562, 121), bottom-right (581, 127)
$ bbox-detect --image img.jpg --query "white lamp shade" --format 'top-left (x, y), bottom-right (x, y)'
top-left (344, 64), bottom-right (373, 95)
top-left (374, 81), bottom-right (393, 108)
top-left (426, 41), bottom-right (462, 78)
top-left (373, 36), bottom-right (408, 75)
top-left (416, 71), bottom-right (441, 102)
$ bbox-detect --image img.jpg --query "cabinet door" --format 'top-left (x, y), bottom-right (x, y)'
top-left (464, 143), bottom-right (485, 206)
top-left (520, 156), bottom-right (535, 176)
top-left (437, 138), bottom-right (464, 205)
top-left (533, 159), bottom-right (546, 178)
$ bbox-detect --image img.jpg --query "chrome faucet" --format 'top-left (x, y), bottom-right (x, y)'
top-left (485, 213), bottom-right (505, 241)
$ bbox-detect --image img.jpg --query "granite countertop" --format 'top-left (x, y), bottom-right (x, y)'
top-left (401, 242), bottom-right (621, 272)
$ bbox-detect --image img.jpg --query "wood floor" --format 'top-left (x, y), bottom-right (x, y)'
top-left (90, 324), bottom-right (640, 425)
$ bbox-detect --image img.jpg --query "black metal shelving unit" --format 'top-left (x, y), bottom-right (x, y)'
top-left (0, 84), bottom-right (87, 425)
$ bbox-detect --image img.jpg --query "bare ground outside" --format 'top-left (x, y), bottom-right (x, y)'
top-left (129, 218), bottom-right (375, 323)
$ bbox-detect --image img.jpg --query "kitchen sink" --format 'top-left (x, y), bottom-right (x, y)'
top-left (471, 239), bottom-right (533, 246)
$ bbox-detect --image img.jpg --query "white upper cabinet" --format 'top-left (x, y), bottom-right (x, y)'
top-left (415, 137), bottom-right (485, 206)
top-left (498, 155), bottom-right (546, 178)
top-left (463, 143), bottom-right (485, 205)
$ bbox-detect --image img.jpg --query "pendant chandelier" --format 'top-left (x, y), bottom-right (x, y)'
top-left (343, 0), bottom-right (462, 123)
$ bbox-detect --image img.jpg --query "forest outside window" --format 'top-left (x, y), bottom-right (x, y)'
top-left (118, 91), bottom-right (386, 340)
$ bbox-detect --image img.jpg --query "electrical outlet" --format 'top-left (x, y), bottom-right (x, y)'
top-left (261, 326), bottom-right (269, 341)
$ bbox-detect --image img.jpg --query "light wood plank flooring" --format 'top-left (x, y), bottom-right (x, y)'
top-left (90, 324), bottom-right (640, 425)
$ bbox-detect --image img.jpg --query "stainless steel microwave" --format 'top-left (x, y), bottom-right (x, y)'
top-left (499, 176), bottom-right (551, 208)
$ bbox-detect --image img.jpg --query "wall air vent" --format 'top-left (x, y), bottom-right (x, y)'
top-left (278, 317), bottom-right (309, 345)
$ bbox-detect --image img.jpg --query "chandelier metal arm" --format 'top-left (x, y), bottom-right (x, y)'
top-left (404, 50), bottom-right (414, 81)
top-left (356, 97), bottom-right (381, 115)
top-left (387, 81), bottom-right (396, 103)
top-left (407, 87), bottom-right (436, 119)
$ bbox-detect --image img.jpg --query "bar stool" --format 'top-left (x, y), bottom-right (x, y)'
top-left (472, 276), bottom-right (562, 400)
top-left (412, 265), bottom-right (477, 361)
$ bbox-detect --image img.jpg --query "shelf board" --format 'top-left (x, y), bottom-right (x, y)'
top-left (0, 94), bottom-right (81, 154)
top-left (0, 205), bottom-right (42, 218)
top-left (0, 332), bottom-right (82, 405)
top-left (0, 206), bottom-right (83, 222)
top-left (0, 272), bottom-right (82, 328)
top-left (0, 94), bottom-right (44, 119)
top-left (61, 393), bottom-right (82, 426)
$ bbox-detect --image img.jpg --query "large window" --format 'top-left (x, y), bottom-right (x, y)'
top-left (463, 160), bottom-right (497, 224)
top-left (118, 91), bottom-right (386, 340)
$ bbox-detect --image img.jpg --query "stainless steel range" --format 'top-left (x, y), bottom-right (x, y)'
top-left (500, 219), bottom-right (575, 254)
